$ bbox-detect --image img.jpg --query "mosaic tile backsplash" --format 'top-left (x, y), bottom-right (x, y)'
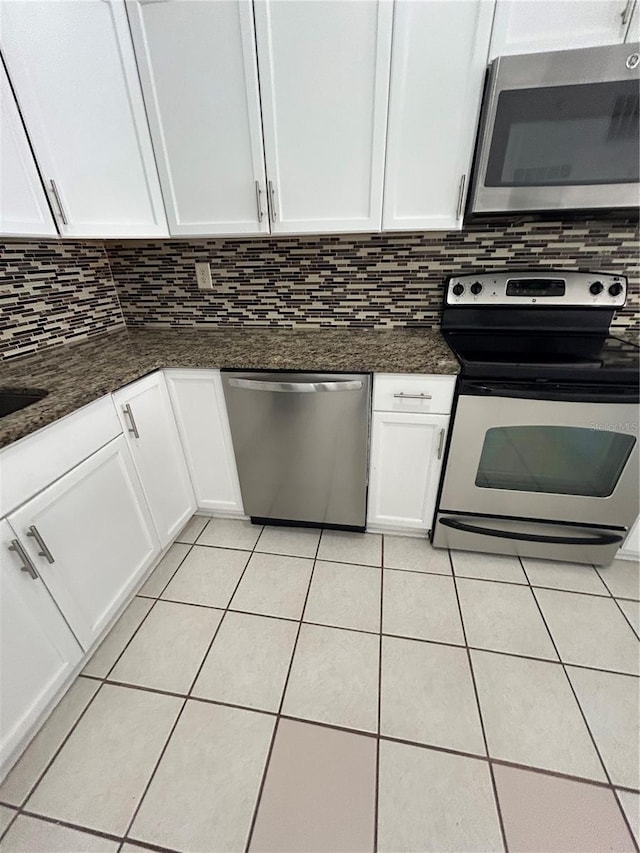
top-left (1, 214), bottom-right (638, 360)
top-left (0, 241), bottom-right (124, 360)
top-left (107, 214), bottom-right (639, 334)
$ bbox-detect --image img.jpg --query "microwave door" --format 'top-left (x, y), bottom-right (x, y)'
top-left (470, 42), bottom-right (640, 213)
top-left (439, 395), bottom-right (640, 529)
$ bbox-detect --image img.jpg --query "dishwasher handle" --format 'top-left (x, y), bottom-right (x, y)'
top-left (227, 378), bottom-right (363, 393)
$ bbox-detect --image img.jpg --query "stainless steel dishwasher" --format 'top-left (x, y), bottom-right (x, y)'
top-left (221, 371), bottom-right (371, 529)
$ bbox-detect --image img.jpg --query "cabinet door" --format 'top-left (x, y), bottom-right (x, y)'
top-left (165, 370), bottom-right (244, 515)
top-left (9, 437), bottom-right (160, 650)
top-left (0, 519), bottom-right (81, 769)
top-left (383, 0), bottom-right (493, 231)
top-left (0, 62), bottom-right (56, 238)
top-left (127, 0), bottom-right (268, 236)
top-left (0, 0), bottom-right (167, 238)
top-left (254, 0), bottom-right (392, 233)
top-left (367, 412), bottom-right (448, 532)
top-left (489, 0), bottom-right (630, 59)
top-left (113, 372), bottom-right (196, 548)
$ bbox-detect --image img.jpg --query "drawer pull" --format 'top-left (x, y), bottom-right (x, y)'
top-left (393, 393), bottom-right (433, 400)
top-left (8, 539), bottom-right (39, 579)
top-left (27, 525), bottom-right (55, 564)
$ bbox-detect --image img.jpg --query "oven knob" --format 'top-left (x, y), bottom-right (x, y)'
top-left (470, 281), bottom-right (483, 295)
top-left (452, 283), bottom-right (464, 296)
top-left (609, 282), bottom-right (623, 296)
top-left (589, 281), bottom-right (604, 295)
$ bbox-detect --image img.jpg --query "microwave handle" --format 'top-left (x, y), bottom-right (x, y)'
top-left (439, 517), bottom-right (624, 546)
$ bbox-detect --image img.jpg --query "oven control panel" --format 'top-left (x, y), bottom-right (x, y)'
top-left (446, 271), bottom-right (627, 307)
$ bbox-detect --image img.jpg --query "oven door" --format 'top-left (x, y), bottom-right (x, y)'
top-left (438, 390), bottom-right (639, 529)
top-left (470, 42), bottom-right (640, 213)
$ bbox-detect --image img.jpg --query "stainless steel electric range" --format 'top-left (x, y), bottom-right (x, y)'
top-left (432, 270), bottom-right (639, 567)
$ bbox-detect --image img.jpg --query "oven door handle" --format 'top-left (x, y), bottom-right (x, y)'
top-left (439, 517), bottom-right (624, 546)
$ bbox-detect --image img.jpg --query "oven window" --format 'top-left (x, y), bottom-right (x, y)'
top-left (486, 81), bottom-right (639, 186)
top-left (475, 426), bottom-right (635, 497)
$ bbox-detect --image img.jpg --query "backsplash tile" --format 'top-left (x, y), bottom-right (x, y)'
top-left (107, 215), bottom-right (639, 334)
top-left (1, 215), bottom-right (638, 363)
top-left (0, 241), bottom-right (124, 360)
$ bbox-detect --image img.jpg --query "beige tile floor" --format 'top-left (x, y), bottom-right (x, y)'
top-left (0, 515), bottom-right (639, 852)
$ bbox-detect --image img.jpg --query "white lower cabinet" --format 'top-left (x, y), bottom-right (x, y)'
top-left (367, 373), bottom-right (455, 534)
top-left (0, 519), bottom-right (82, 771)
top-left (165, 369), bottom-right (244, 515)
top-left (368, 412), bottom-right (449, 533)
top-left (8, 436), bottom-right (160, 651)
top-left (113, 372), bottom-right (196, 547)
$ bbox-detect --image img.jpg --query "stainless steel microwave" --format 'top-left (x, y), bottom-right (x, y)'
top-left (469, 41), bottom-right (640, 214)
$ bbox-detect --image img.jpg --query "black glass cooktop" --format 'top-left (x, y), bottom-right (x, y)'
top-left (445, 331), bottom-right (640, 384)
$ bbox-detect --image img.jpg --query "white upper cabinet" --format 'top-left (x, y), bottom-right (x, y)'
top-left (0, 62), bottom-right (57, 238)
top-left (113, 372), bottom-right (196, 547)
top-left (0, 0), bottom-right (167, 238)
top-left (383, 0), bottom-right (494, 231)
top-left (253, 0), bottom-right (393, 234)
top-left (126, 0), bottom-right (268, 236)
top-left (489, 0), bottom-right (633, 59)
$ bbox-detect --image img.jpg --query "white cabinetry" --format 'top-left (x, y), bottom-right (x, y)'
top-left (165, 370), bottom-right (244, 516)
top-left (126, 0), bottom-right (268, 237)
top-left (253, 0), bottom-right (392, 233)
top-left (113, 372), bottom-right (196, 547)
top-left (0, 0), bottom-right (167, 238)
top-left (383, 0), bottom-right (493, 231)
top-left (0, 63), bottom-right (56, 238)
top-left (618, 515), bottom-right (640, 560)
top-left (0, 519), bottom-right (82, 772)
top-left (8, 437), bottom-right (160, 650)
top-left (367, 374), bottom-right (455, 534)
top-left (489, 0), bottom-right (633, 59)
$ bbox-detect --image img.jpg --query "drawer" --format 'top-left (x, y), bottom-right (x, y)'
top-left (0, 395), bottom-right (122, 517)
top-left (373, 374), bottom-right (456, 415)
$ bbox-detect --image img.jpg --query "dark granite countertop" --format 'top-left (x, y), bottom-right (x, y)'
top-left (0, 326), bottom-right (460, 448)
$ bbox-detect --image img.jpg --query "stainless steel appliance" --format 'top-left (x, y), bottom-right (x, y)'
top-left (432, 270), bottom-right (639, 566)
top-left (470, 42), bottom-right (640, 214)
top-left (222, 371), bottom-right (371, 529)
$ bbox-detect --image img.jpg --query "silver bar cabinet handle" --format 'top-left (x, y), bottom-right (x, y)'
top-left (49, 179), bottom-right (68, 225)
top-left (26, 526), bottom-right (55, 564)
top-left (255, 181), bottom-right (264, 222)
top-left (456, 174), bottom-right (466, 220)
top-left (228, 378), bottom-right (362, 393)
top-left (268, 180), bottom-right (277, 221)
top-left (393, 392), bottom-right (432, 400)
top-left (123, 403), bottom-right (140, 438)
top-left (437, 428), bottom-right (446, 460)
top-left (8, 539), bottom-right (39, 579)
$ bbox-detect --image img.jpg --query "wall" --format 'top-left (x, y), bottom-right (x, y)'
top-left (0, 241), bottom-right (125, 360)
top-left (107, 214), bottom-right (639, 334)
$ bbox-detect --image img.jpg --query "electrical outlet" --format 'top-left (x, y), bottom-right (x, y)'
top-left (195, 262), bottom-right (212, 290)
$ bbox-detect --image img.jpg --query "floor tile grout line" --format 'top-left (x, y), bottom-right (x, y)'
top-left (1, 676), bottom-right (106, 824)
top-left (448, 548), bottom-right (509, 853)
top-left (243, 527), bottom-right (323, 853)
top-left (526, 579), bottom-right (640, 845)
top-left (609, 593), bottom-right (640, 641)
top-left (119, 516), bottom-right (262, 851)
top-left (374, 536), bottom-right (385, 853)
top-left (99, 540), bottom-right (197, 684)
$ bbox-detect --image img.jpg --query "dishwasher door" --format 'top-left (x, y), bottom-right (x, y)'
top-left (221, 372), bottom-right (371, 528)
